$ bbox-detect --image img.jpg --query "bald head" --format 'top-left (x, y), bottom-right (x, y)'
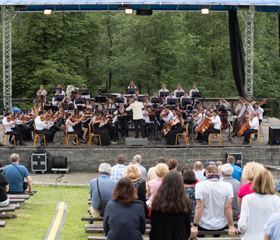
top-left (194, 161), bottom-right (204, 171)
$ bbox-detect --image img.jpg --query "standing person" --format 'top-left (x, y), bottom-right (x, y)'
top-left (254, 102), bottom-right (264, 140)
top-left (147, 157), bottom-right (166, 181)
top-left (110, 155), bottom-right (126, 182)
top-left (128, 81), bottom-right (137, 89)
top-left (201, 109), bottom-right (221, 145)
top-left (133, 155), bottom-right (147, 181)
top-left (242, 111), bottom-right (259, 144)
top-left (264, 212), bottom-right (280, 240)
top-left (126, 96), bottom-right (146, 138)
top-left (227, 155), bottom-right (242, 183)
top-left (2, 153), bottom-right (32, 194)
top-left (158, 84), bottom-right (169, 96)
top-left (174, 84), bottom-right (184, 98)
top-left (149, 171), bottom-right (192, 240)
top-left (0, 172), bottom-right (9, 207)
top-left (189, 84), bottom-right (199, 97)
top-left (37, 84), bottom-right (47, 101)
top-left (168, 159), bottom-right (178, 171)
top-left (193, 160), bottom-right (206, 182)
top-left (238, 169), bottom-right (280, 240)
top-left (103, 177), bottom-right (145, 240)
top-left (166, 112), bottom-right (184, 145)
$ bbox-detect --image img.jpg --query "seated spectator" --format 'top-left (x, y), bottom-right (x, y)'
top-left (237, 161), bottom-right (264, 209)
top-left (238, 169), bottom-right (280, 240)
top-left (0, 172), bottom-right (9, 206)
top-left (193, 160), bottom-right (206, 182)
top-left (149, 171), bottom-right (191, 240)
top-left (89, 163), bottom-right (117, 218)
top-left (146, 163), bottom-right (169, 208)
top-left (182, 169), bottom-right (197, 222)
top-left (133, 155), bottom-right (147, 180)
top-left (221, 163), bottom-right (240, 221)
top-left (168, 158), bottom-right (178, 171)
top-left (191, 164), bottom-right (237, 237)
top-left (227, 155), bottom-right (242, 184)
top-left (2, 153), bottom-right (32, 194)
top-left (147, 157), bottom-right (166, 181)
top-left (110, 155), bottom-right (126, 182)
top-left (103, 177), bottom-right (145, 240)
top-left (264, 212), bottom-right (280, 240)
top-left (125, 164), bottom-right (149, 217)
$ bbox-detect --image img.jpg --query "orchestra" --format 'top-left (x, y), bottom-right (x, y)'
top-left (1, 83), bottom-right (267, 147)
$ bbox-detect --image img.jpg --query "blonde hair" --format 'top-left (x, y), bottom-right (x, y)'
top-left (242, 162), bottom-right (264, 181)
top-left (125, 164), bottom-right (141, 179)
top-left (155, 163), bottom-right (169, 178)
top-left (216, 161), bottom-right (223, 166)
top-left (206, 165), bottom-right (219, 174)
top-left (252, 169), bottom-right (276, 195)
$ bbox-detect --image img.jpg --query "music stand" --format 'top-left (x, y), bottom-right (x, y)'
top-left (107, 108), bottom-right (116, 114)
top-left (95, 97), bottom-right (107, 104)
top-left (151, 98), bottom-right (161, 104)
top-left (81, 90), bottom-right (90, 96)
top-left (98, 89), bottom-right (107, 94)
top-left (76, 98), bottom-right (86, 104)
top-left (138, 96), bottom-right (144, 102)
top-left (127, 88), bottom-right (137, 94)
top-left (54, 95), bottom-right (64, 101)
top-left (182, 98), bottom-right (193, 106)
top-left (68, 103), bottom-right (75, 111)
top-left (176, 92), bottom-right (184, 98)
top-left (52, 88), bottom-right (62, 94)
top-left (115, 97), bottom-right (124, 104)
top-left (159, 91), bottom-right (169, 98)
top-left (167, 98), bottom-right (178, 105)
top-left (192, 91), bottom-right (202, 98)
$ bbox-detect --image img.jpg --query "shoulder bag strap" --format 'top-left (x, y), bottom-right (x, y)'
top-left (96, 178), bottom-right (102, 200)
top-left (11, 164), bottom-right (25, 181)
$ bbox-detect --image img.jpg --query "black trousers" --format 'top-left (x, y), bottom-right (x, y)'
top-left (35, 129), bottom-right (53, 142)
top-left (144, 122), bottom-right (154, 137)
top-left (202, 126), bottom-right (220, 143)
top-left (243, 129), bottom-right (257, 143)
top-left (134, 119), bottom-right (146, 138)
top-left (6, 130), bottom-right (22, 144)
top-left (115, 121), bottom-right (129, 138)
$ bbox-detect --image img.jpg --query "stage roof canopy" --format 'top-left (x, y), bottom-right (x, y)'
top-left (1, 0), bottom-right (280, 13)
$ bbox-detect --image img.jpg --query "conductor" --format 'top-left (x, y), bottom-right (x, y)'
top-left (126, 96), bottom-right (146, 138)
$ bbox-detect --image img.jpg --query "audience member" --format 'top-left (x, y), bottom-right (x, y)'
top-left (238, 169), bottom-right (280, 240)
top-left (0, 172), bottom-right (9, 206)
top-left (191, 164), bottom-right (237, 237)
top-left (89, 163), bottom-right (117, 218)
top-left (193, 160), bottom-right (206, 182)
top-left (221, 163), bottom-right (240, 221)
top-left (110, 155), bottom-right (126, 182)
top-left (133, 155), bottom-right (147, 180)
top-left (227, 155), bottom-right (242, 183)
top-left (149, 171), bottom-right (191, 240)
top-left (147, 157), bottom-right (166, 181)
top-left (103, 177), bottom-right (146, 240)
top-left (168, 158), bottom-right (178, 171)
top-left (146, 163), bottom-right (169, 208)
top-left (125, 164), bottom-right (149, 217)
top-left (182, 168), bottom-right (197, 222)
top-left (2, 153), bottom-right (32, 193)
top-left (237, 161), bottom-right (264, 209)
top-left (264, 212), bottom-right (280, 240)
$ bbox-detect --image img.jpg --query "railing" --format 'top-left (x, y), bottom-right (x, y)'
top-left (0, 98), bottom-right (276, 117)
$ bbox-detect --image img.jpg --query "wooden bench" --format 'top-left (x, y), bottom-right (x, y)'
top-left (0, 221), bottom-right (6, 228)
top-left (8, 194), bottom-right (30, 200)
top-left (9, 199), bottom-right (26, 204)
top-left (0, 205), bottom-right (16, 213)
top-left (82, 216), bottom-right (151, 224)
top-left (88, 236), bottom-right (240, 240)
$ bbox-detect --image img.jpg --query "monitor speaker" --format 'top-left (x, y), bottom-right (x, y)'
top-left (269, 126), bottom-right (280, 145)
top-left (53, 156), bottom-right (67, 168)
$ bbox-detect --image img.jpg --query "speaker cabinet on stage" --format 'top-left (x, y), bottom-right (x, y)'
top-left (226, 153), bottom-right (243, 168)
top-left (31, 153), bottom-right (47, 173)
top-left (269, 126), bottom-right (280, 145)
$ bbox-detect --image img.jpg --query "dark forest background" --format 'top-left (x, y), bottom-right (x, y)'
top-left (0, 11), bottom-right (279, 103)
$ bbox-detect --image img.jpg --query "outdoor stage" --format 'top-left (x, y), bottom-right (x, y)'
top-left (0, 117), bottom-right (279, 171)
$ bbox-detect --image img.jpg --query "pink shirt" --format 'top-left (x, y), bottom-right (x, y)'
top-left (237, 182), bottom-right (254, 199)
top-left (148, 179), bottom-right (163, 205)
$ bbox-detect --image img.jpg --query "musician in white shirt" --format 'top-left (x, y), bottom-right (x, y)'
top-left (174, 85), bottom-right (184, 98)
top-left (116, 92), bottom-right (127, 106)
top-left (255, 102), bottom-right (264, 124)
top-left (166, 90), bottom-right (177, 100)
top-left (238, 99), bottom-right (254, 119)
top-left (35, 111), bottom-right (55, 146)
top-left (142, 106), bottom-right (154, 137)
top-left (160, 105), bottom-right (174, 124)
top-left (158, 84), bottom-right (169, 96)
top-left (65, 112), bottom-right (82, 145)
top-left (242, 111), bottom-right (259, 144)
top-left (81, 85), bottom-right (90, 99)
top-left (235, 97), bottom-right (244, 116)
top-left (202, 110), bottom-right (221, 144)
top-left (189, 84), bottom-right (199, 97)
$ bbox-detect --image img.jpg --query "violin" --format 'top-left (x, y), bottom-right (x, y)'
top-left (7, 116), bottom-right (16, 122)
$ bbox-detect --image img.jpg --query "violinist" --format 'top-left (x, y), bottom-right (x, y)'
top-left (91, 112), bottom-right (110, 146)
top-left (143, 97), bottom-right (152, 107)
top-left (201, 109), bottom-right (221, 145)
top-left (166, 112), bottom-right (184, 145)
top-left (188, 108), bottom-right (203, 136)
top-left (81, 108), bottom-right (92, 142)
top-left (143, 106), bottom-right (154, 138)
top-left (35, 111), bottom-right (55, 146)
top-left (66, 112), bottom-right (83, 145)
top-left (160, 105), bottom-right (173, 129)
top-left (114, 104), bottom-right (129, 138)
top-left (242, 111), bottom-right (259, 144)
top-left (16, 111), bottom-right (33, 141)
top-left (116, 91), bottom-right (127, 107)
top-left (100, 109), bottom-right (117, 142)
top-left (85, 99), bottom-right (93, 111)
top-left (2, 112), bottom-right (24, 146)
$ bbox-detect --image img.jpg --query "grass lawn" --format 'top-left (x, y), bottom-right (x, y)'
top-left (1, 185), bottom-right (91, 240)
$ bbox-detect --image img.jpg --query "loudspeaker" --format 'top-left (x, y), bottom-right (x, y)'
top-left (226, 153), bottom-right (243, 168)
top-left (269, 126), bottom-right (280, 145)
top-left (53, 156), bottom-right (67, 168)
top-left (31, 153), bottom-right (47, 173)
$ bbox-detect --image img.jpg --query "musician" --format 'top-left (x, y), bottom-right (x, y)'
top-left (143, 106), bottom-right (154, 137)
top-left (52, 89), bottom-right (62, 112)
top-left (81, 108), bottom-right (92, 142)
top-left (254, 103), bottom-right (264, 140)
top-left (180, 91), bottom-right (191, 102)
top-left (114, 105), bottom-right (129, 138)
top-left (85, 99), bottom-right (93, 111)
top-left (116, 92), bottom-right (127, 106)
top-left (126, 96), bottom-right (146, 138)
top-left (66, 112), bottom-right (83, 145)
top-left (201, 109), bottom-right (221, 144)
top-left (91, 112), bottom-right (110, 146)
top-left (102, 109), bottom-right (117, 142)
top-left (160, 105), bottom-right (174, 128)
top-left (238, 99), bottom-right (253, 119)
top-left (166, 90), bottom-right (177, 100)
top-left (143, 97), bottom-right (152, 107)
top-left (57, 85), bottom-right (66, 96)
top-left (37, 85), bottom-right (47, 101)
top-left (235, 97), bottom-right (244, 116)
top-left (242, 111), bottom-right (259, 144)
top-left (158, 84), bottom-right (169, 96)
top-left (16, 111), bottom-right (33, 141)
top-left (215, 98), bottom-right (229, 110)
top-left (74, 92), bottom-right (86, 110)
top-left (166, 112), bottom-right (184, 145)
top-left (34, 111), bottom-right (55, 146)
top-left (189, 84), bottom-right (199, 98)
top-left (81, 85), bottom-right (90, 99)
top-left (2, 112), bottom-right (25, 146)
top-left (174, 85), bottom-right (184, 98)
top-left (128, 81), bottom-right (137, 89)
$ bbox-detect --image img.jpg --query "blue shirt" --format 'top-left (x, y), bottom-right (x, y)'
top-left (110, 164), bottom-right (126, 182)
top-left (264, 212), bottom-right (280, 240)
top-left (230, 163), bottom-right (242, 182)
top-left (89, 174), bottom-right (117, 210)
top-left (2, 163), bottom-right (29, 193)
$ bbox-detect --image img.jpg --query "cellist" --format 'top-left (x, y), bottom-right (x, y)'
top-left (242, 111), bottom-right (259, 145)
top-left (201, 109), bottom-right (221, 145)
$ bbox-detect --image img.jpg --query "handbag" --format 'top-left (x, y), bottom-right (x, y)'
top-left (12, 164), bottom-right (28, 191)
top-left (97, 179), bottom-right (107, 217)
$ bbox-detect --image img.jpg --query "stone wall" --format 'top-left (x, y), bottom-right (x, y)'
top-left (0, 145), bottom-right (279, 171)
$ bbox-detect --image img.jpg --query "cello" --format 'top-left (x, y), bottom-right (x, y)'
top-left (197, 111), bottom-right (213, 135)
top-left (161, 119), bottom-right (174, 137)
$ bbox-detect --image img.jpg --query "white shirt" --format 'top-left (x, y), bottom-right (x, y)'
top-left (162, 111), bottom-right (173, 122)
top-left (166, 95), bottom-right (177, 99)
top-left (195, 179), bottom-right (233, 230)
top-left (256, 107), bottom-right (264, 120)
top-left (194, 113), bottom-right (203, 125)
top-left (211, 115), bottom-right (221, 130)
top-left (249, 116), bottom-right (259, 130)
top-left (2, 117), bottom-right (15, 133)
top-left (37, 89), bottom-right (47, 96)
top-left (235, 103), bottom-right (243, 115)
top-left (66, 119), bottom-right (74, 132)
top-left (180, 96), bottom-right (192, 103)
top-left (174, 89), bottom-right (184, 97)
top-left (142, 110), bottom-right (153, 124)
top-left (35, 116), bottom-right (53, 130)
top-left (116, 95), bottom-right (127, 105)
top-left (158, 89), bottom-right (169, 96)
top-left (52, 97), bottom-right (58, 106)
top-left (189, 88), bottom-right (199, 98)
top-left (126, 101), bottom-right (144, 120)
top-left (238, 193), bottom-right (280, 240)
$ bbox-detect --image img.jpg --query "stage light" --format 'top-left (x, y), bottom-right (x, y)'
top-left (201, 8), bottom-right (210, 15)
top-left (125, 8), bottom-right (133, 15)
top-left (43, 9), bottom-right (52, 15)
